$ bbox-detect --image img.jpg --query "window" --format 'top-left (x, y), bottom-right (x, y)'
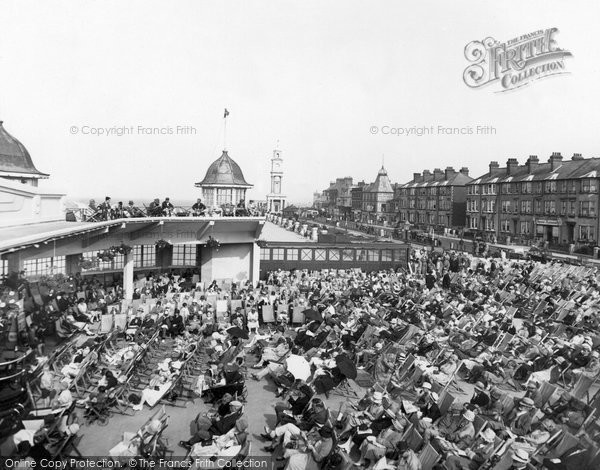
top-left (468, 216), bottom-right (478, 229)
top-left (581, 179), bottom-right (598, 193)
top-left (260, 248), bottom-right (270, 260)
top-left (545, 181), bottom-right (557, 193)
top-left (544, 201), bottom-right (556, 215)
top-left (580, 201), bottom-right (596, 217)
top-left (342, 249), bottom-right (354, 261)
top-left (328, 250), bottom-right (340, 261)
top-left (286, 249), bottom-right (298, 261)
top-left (521, 200), bottom-right (532, 214)
top-left (272, 248), bottom-right (284, 261)
top-left (501, 200), bottom-right (511, 213)
top-left (23, 256), bottom-right (66, 276)
top-left (1, 259), bottom-right (7, 277)
top-left (381, 250), bottom-right (392, 261)
top-left (133, 245), bottom-right (156, 268)
top-left (501, 219), bottom-right (511, 232)
top-left (579, 225), bottom-right (595, 241)
top-left (520, 221), bottom-right (531, 235)
top-left (314, 249), bottom-right (326, 261)
top-left (522, 182), bottom-right (532, 194)
top-left (357, 249), bottom-right (367, 261)
top-left (534, 200), bottom-right (542, 214)
top-left (367, 250), bottom-right (379, 261)
top-left (533, 182), bottom-right (542, 194)
top-left (81, 251), bottom-right (124, 272)
top-left (172, 244), bottom-right (197, 266)
top-left (301, 249), bottom-right (313, 261)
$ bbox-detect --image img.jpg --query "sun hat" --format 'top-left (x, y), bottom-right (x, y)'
top-left (422, 382), bottom-right (432, 390)
top-left (520, 397), bottom-right (535, 408)
top-left (512, 449), bottom-right (529, 464)
top-left (462, 410), bottom-right (475, 421)
top-left (372, 392), bottom-right (383, 403)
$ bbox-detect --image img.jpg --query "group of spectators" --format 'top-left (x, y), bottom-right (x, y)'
top-left (5, 248), bottom-right (600, 469)
top-left (85, 196), bottom-right (255, 221)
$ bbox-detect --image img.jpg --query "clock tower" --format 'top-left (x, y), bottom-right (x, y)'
top-left (266, 148), bottom-right (286, 213)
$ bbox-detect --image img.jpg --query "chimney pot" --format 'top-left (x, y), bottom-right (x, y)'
top-left (460, 167), bottom-right (469, 176)
top-left (572, 153), bottom-right (583, 161)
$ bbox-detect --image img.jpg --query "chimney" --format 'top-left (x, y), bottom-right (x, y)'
top-left (445, 166), bottom-right (457, 180)
top-left (413, 172), bottom-right (421, 183)
top-left (459, 167), bottom-right (469, 177)
top-left (506, 158), bottom-right (519, 176)
top-left (572, 153), bottom-right (584, 161)
top-left (433, 168), bottom-right (444, 180)
top-left (526, 155), bottom-right (539, 174)
top-left (489, 161), bottom-right (500, 176)
top-left (422, 169), bottom-right (433, 181)
top-left (549, 152), bottom-right (563, 170)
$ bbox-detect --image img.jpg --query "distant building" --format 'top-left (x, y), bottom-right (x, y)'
top-left (195, 150), bottom-right (253, 209)
top-left (266, 149), bottom-right (286, 213)
top-left (317, 177), bottom-right (353, 218)
top-left (361, 167), bottom-right (394, 224)
top-left (466, 153), bottom-right (600, 247)
top-left (396, 167), bottom-right (472, 233)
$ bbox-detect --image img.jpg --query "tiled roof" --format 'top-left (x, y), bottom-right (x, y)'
top-left (468, 156), bottom-right (600, 184)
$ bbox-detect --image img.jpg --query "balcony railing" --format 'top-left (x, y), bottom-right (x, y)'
top-left (66, 204), bottom-right (262, 222)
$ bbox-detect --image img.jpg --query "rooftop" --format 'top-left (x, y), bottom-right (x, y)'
top-left (0, 121), bottom-right (49, 179)
top-left (195, 150), bottom-right (252, 188)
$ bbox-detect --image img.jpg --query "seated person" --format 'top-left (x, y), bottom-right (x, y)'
top-left (179, 401), bottom-right (244, 449)
top-left (190, 417), bottom-right (248, 458)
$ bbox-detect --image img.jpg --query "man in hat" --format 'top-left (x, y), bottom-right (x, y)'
top-left (445, 428), bottom-right (496, 470)
top-left (421, 391), bottom-right (441, 422)
top-left (189, 416), bottom-right (248, 458)
top-left (506, 397), bottom-right (535, 437)
top-left (262, 399), bottom-right (328, 449)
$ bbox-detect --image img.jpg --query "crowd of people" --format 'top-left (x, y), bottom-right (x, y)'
top-left (84, 196), bottom-right (256, 221)
top-left (3, 248), bottom-right (600, 469)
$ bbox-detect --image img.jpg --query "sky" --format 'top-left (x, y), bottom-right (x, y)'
top-left (0, 0), bottom-right (599, 206)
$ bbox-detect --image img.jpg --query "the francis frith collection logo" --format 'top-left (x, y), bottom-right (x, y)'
top-left (463, 28), bottom-right (572, 92)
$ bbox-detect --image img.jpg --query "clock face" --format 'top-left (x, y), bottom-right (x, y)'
top-left (273, 161), bottom-right (281, 170)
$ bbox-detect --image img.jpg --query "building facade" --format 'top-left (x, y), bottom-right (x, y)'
top-left (466, 153), bottom-right (600, 248)
top-left (395, 167), bottom-right (472, 233)
top-left (361, 167), bottom-right (394, 224)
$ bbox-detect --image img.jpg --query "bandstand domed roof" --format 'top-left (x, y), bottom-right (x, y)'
top-left (195, 150), bottom-right (252, 187)
top-left (0, 121), bottom-right (48, 178)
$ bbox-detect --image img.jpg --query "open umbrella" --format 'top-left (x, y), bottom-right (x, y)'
top-left (335, 354), bottom-right (357, 380)
top-left (226, 326), bottom-right (249, 340)
top-left (286, 354), bottom-right (311, 381)
top-left (303, 308), bottom-right (323, 322)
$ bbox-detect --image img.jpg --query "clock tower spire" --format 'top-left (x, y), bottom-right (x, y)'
top-left (266, 147), bottom-right (286, 214)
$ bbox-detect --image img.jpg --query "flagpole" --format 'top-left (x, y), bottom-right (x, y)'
top-left (224, 115), bottom-right (227, 151)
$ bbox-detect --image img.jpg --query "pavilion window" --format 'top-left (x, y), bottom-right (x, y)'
top-left (328, 249), bottom-right (340, 261)
top-left (301, 249), bottom-right (313, 261)
top-left (314, 249), bottom-right (326, 260)
top-left (23, 256), bottom-right (66, 276)
top-left (357, 249), bottom-right (368, 261)
top-left (172, 244), bottom-right (197, 266)
top-left (133, 245), bottom-right (156, 268)
top-left (381, 249), bottom-right (392, 261)
top-left (260, 248), bottom-right (270, 260)
top-left (286, 249), bottom-right (298, 261)
top-left (342, 249), bottom-right (354, 261)
top-left (1, 259), bottom-right (7, 277)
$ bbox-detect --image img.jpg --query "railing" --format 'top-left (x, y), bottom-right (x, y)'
top-left (66, 204), bottom-right (265, 222)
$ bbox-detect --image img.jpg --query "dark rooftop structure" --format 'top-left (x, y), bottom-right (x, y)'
top-left (0, 121), bottom-right (49, 183)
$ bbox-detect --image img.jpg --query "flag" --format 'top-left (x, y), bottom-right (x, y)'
top-left (224, 108), bottom-right (229, 118)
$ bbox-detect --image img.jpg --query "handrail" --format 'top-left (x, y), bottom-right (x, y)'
top-left (0, 349), bottom-right (33, 369)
